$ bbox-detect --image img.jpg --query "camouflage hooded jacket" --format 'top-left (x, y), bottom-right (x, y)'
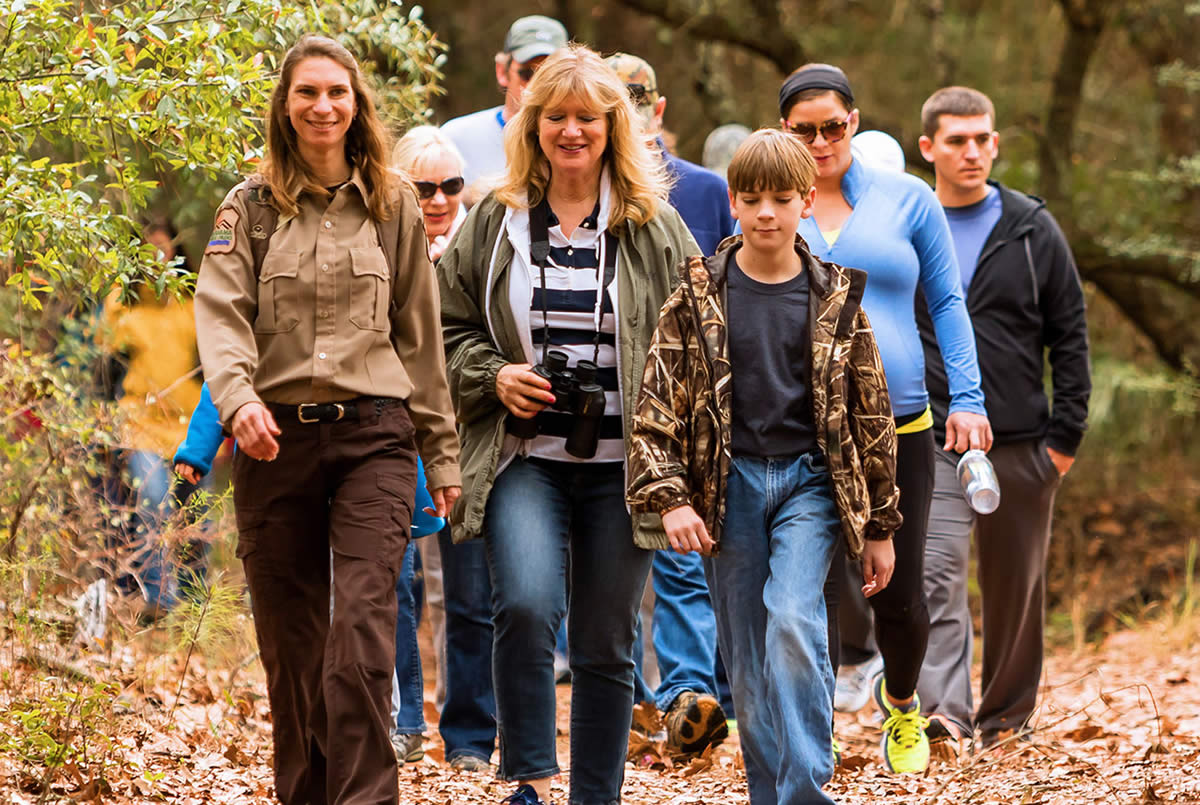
top-left (627, 235), bottom-right (902, 558)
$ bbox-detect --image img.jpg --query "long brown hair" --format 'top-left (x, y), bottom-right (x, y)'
top-left (494, 44), bottom-right (669, 231)
top-left (259, 35), bottom-right (398, 221)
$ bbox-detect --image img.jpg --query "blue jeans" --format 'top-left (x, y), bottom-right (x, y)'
top-left (436, 524), bottom-right (498, 762)
top-left (486, 457), bottom-right (653, 805)
top-left (633, 549), bottom-right (719, 712)
top-left (392, 542), bottom-right (425, 734)
top-left (704, 453), bottom-right (839, 805)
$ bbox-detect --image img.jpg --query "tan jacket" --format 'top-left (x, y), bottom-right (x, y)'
top-left (627, 236), bottom-right (902, 558)
top-left (194, 170), bottom-right (461, 489)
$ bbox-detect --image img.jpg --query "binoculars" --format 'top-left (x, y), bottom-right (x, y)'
top-left (507, 349), bottom-right (607, 458)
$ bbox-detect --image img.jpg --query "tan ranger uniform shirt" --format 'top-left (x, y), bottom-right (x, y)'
top-left (194, 169), bottom-right (461, 490)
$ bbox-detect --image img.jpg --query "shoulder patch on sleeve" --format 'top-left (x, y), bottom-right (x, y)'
top-left (205, 206), bottom-right (240, 255)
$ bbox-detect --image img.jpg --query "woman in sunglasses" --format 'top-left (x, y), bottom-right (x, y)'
top-left (778, 63), bottom-right (992, 775)
top-left (390, 124), bottom-right (499, 772)
top-left (395, 126), bottom-right (468, 262)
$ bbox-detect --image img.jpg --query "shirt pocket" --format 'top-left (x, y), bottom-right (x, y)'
top-left (349, 246), bottom-right (391, 332)
top-left (254, 251), bottom-right (301, 333)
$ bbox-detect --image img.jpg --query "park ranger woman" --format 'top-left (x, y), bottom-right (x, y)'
top-left (194, 34), bottom-right (460, 805)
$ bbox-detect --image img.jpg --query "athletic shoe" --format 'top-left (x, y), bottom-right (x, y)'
top-left (449, 753), bottom-right (490, 772)
top-left (390, 731), bottom-right (424, 763)
top-left (500, 784), bottom-right (547, 805)
top-left (665, 691), bottom-right (729, 754)
top-left (834, 653), bottom-right (884, 713)
top-left (832, 735), bottom-right (842, 767)
top-left (873, 676), bottom-right (930, 774)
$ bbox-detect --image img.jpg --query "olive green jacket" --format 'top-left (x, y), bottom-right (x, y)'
top-left (437, 192), bottom-right (699, 547)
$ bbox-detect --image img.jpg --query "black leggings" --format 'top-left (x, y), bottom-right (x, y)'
top-left (825, 426), bottom-right (935, 701)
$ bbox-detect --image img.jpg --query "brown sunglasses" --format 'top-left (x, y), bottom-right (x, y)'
top-left (784, 114), bottom-right (852, 145)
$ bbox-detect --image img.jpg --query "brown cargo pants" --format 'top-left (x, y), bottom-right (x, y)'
top-left (232, 399), bottom-right (417, 805)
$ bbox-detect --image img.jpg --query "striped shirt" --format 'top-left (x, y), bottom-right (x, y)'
top-left (527, 201), bottom-right (624, 463)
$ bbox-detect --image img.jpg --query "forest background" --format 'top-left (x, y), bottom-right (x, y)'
top-left (0, 0), bottom-right (1198, 799)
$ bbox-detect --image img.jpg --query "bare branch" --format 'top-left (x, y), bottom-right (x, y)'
top-left (613, 0), bottom-right (804, 74)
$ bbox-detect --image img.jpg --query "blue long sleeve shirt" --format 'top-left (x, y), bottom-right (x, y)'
top-left (796, 159), bottom-right (985, 418)
top-left (173, 381), bottom-right (224, 476)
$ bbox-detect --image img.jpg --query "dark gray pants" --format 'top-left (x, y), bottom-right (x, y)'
top-left (916, 439), bottom-right (1062, 741)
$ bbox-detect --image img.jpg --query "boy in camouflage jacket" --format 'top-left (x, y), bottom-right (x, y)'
top-left (627, 129), bottom-right (901, 804)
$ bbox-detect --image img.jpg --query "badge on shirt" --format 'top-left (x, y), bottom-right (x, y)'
top-left (205, 206), bottom-right (240, 255)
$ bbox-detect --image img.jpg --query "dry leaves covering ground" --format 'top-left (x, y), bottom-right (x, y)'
top-left (1, 619), bottom-right (1197, 804)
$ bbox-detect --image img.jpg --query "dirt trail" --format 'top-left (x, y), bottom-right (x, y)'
top-left (2, 623), bottom-right (1196, 803)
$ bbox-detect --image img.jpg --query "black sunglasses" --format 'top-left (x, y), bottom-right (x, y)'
top-left (784, 115), bottom-right (852, 145)
top-left (414, 177), bottom-right (465, 200)
top-left (517, 64), bottom-right (539, 82)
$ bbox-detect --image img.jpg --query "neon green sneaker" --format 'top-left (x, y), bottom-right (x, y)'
top-left (873, 676), bottom-right (930, 774)
top-left (832, 735), bottom-right (842, 767)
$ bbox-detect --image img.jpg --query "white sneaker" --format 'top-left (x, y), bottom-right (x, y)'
top-left (834, 653), bottom-right (884, 713)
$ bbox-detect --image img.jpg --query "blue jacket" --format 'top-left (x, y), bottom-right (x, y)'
top-left (662, 141), bottom-right (735, 257)
top-left (174, 382), bottom-right (444, 536)
top-left (796, 159), bottom-right (985, 418)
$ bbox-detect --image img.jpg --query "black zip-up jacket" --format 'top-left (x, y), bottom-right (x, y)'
top-left (917, 181), bottom-right (1091, 455)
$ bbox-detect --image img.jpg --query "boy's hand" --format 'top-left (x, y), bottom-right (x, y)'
top-left (173, 463), bottom-right (201, 485)
top-left (662, 505), bottom-right (714, 555)
top-left (860, 538), bottom-right (895, 597)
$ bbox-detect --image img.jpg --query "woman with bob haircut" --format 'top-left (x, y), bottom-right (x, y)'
top-left (391, 123), bottom-right (498, 771)
top-left (195, 34), bottom-right (460, 804)
top-left (438, 43), bottom-right (699, 805)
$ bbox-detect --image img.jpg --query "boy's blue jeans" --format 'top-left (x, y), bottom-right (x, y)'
top-left (704, 452), bottom-right (839, 805)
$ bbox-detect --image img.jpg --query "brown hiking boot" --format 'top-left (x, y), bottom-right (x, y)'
top-left (664, 691), bottom-right (728, 754)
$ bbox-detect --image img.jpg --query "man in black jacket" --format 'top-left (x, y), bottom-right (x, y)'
top-left (913, 86), bottom-right (1091, 752)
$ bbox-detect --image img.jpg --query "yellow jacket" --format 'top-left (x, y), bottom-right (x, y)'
top-left (101, 289), bottom-right (203, 456)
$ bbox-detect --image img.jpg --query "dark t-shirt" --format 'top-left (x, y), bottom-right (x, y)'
top-left (727, 254), bottom-right (818, 457)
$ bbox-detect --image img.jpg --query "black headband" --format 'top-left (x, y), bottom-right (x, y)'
top-left (778, 66), bottom-right (854, 116)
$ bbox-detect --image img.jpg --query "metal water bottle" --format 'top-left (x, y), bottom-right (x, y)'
top-left (957, 449), bottom-right (1000, 514)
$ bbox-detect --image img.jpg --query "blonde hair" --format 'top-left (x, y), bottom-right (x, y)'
top-left (727, 128), bottom-right (818, 196)
top-left (260, 35), bottom-right (398, 221)
top-left (494, 44), bottom-right (669, 231)
top-left (393, 125), bottom-right (466, 178)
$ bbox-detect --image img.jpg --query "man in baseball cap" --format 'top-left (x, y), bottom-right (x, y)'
top-left (441, 16), bottom-right (568, 197)
top-left (607, 51), bottom-right (735, 758)
top-left (503, 15), bottom-right (567, 63)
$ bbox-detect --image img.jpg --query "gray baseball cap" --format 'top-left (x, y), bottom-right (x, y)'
top-left (504, 15), bottom-right (568, 64)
